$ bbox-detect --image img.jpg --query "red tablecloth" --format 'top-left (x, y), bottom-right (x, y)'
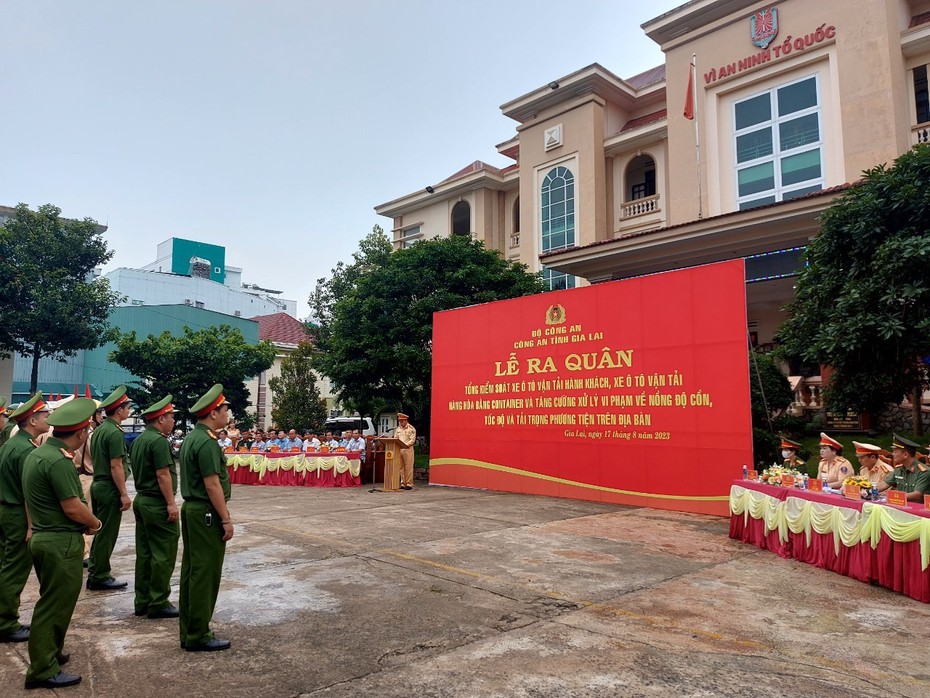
top-left (227, 452), bottom-right (362, 488)
top-left (730, 480), bottom-right (930, 602)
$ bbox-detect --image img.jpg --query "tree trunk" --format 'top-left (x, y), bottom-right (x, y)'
top-left (914, 380), bottom-right (925, 437)
top-left (30, 346), bottom-right (40, 394)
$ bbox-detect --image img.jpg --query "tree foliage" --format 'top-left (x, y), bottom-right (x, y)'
top-left (109, 325), bottom-right (275, 426)
top-left (311, 234), bottom-right (546, 436)
top-left (268, 342), bottom-right (327, 432)
top-left (777, 145), bottom-right (930, 424)
top-left (0, 203), bottom-right (121, 390)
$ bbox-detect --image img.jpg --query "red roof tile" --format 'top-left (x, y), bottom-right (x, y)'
top-left (911, 11), bottom-right (930, 28)
top-left (437, 160), bottom-right (502, 185)
top-left (620, 108), bottom-right (668, 133)
top-left (253, 313), bottom-right (311, 345)
top-left (625, 65), bottom-right (666, 90)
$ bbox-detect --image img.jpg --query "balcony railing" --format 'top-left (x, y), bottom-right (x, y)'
top-left (621, 193), bottom-right (661, 219)
top-left (912, 123), bottom-right (930, 146)
top-left (788, 375), bottom-right (823, 415)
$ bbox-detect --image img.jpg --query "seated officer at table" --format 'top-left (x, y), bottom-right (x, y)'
top-left (853, 441), bottom-right (893, 486)
top-left (817, 433), bottom-right (854, 489)
top-left (875, 434), bottom-right (930, 502)
top-left (780, 436), bottom-right (804, 470)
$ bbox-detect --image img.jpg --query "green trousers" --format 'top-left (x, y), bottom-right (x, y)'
top-left (88, 481), bottom-right (123, 583)
top-left (0, 506), bottom-right (31, 636)
top-left (179, 501), bottom-right (226, 647)
top-left (26, 532), bottom-right (83, 683)
top-left (133, 496), bottom-right (179, 614)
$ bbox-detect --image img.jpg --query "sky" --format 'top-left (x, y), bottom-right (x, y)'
top-left (2, 0), bottom-right (684, 318)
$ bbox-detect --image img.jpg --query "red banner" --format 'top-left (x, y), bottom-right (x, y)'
top-left (429, 260), bottom-right (752, 516)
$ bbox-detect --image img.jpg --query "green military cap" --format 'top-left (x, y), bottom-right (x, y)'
top-left (141, 394), bottom-right (178, 421)
top-left (100, 385), bottom-right (130, 413)
top-left (892, 434), bottom-right (921, 453)
top-left (47, 397), bottom-right (98, 432)
top-left (190, 384), bottom-right (230, 418)
top-left (11, 392), bottom-right (50, 423)
top-left (0, 396), bottom-right (6, 411)
top-left (779, 436), bottom-right (801, 450)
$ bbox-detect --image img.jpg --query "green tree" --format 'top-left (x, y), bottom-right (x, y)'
top-left (268, 342), bottom-right (327, 432)
top-left (749, 350), bottom-right (796, 467)
top-left (777, 144), bottom-right (930, 434)
top-left (109, 325), bottom-right (275, 426)
top-left (0, 203), bottom-right (121, 390)
top-left (312, 234), bottom-right (545, 439)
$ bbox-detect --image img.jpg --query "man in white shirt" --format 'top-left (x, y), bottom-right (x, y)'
top-left (302, 433), bottom-right (321, 452)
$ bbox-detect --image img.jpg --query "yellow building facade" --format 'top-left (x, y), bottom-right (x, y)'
top-left (375, 0), bottom-right (930, 350)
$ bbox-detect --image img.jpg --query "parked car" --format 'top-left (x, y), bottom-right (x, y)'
top-left (323, 417), bottom-right (375, 436)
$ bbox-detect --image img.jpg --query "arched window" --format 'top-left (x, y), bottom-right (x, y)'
top-left (540, 166), bottom-right (575, 290)
top-left (451, 201), bottom-right (470, 235)
top-left (512, 196), bottom-right (520, 234)
top-left (625, 155), bottom-right (656, 201)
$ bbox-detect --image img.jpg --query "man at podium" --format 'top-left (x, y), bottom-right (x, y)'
top-left (394, 413), bottom-right (416, 490)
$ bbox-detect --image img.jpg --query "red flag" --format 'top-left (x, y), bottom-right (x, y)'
top-left (683, 61), bottom-right (695, 120)
top-left (85, 384), bottom-right (92, 398)
top-left (74, 384), bottom-right (79, 397)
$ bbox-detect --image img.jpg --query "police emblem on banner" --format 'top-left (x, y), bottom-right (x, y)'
top-left (750, 7), bottom-right (778, 49)
top-left (545, 304), bottom-right (566, 325)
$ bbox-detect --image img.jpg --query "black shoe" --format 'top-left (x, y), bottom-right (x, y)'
top-left (25, 672), bottom-right (82, 689)
top-left (86, 578), bottom-right (128, 591)
top-left (134, 609), bottom-right (147, 617)
top-left (0, 625), bottom-right (29, 643)
top-left (147, 606), bottom-right (179, 619)
top-left (402, 485), bottom-right (412, 490)
top-left (185, 638), bottom-right (231, 652)
top-left (82, 558), bottom-right (88, 568)
top-left (57, 652), bottom-right (70, 666)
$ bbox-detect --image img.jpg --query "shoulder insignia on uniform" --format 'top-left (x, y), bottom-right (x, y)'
top-left (918, 463), bottom-right (928, 472)
top-left (59, 447), bottom-right (75, 459)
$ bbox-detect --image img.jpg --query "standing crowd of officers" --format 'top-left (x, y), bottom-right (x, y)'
top-left (0, 384), bottom-right (235, 689)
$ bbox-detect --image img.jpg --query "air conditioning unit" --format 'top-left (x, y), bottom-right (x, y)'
top-left (234, 310), bottom-right (241, 317)
top-left (184, 299), bottom-right (193, 306)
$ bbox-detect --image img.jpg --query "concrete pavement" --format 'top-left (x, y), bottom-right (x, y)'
top-left (2, 482), bottom-right (929, 697)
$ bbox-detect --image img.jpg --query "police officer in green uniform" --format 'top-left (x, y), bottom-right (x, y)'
top-left (131, 395), bottom-right (181, 618)
top-left (179, 384), bottom-right (234, 651)
top-left (0, 393), bottom-right (51, 643)
top-left (87, 385), bottom-right (132, 590)
top-left (876, 434), bottom-right (930, 502)
top-left (0, 396), bottom-right (14, 447)
top-left (22, 397), bottom-right (101, 690)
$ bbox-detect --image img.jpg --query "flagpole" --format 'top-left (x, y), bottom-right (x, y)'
top-left (692, 53), bottom-right (703, 220)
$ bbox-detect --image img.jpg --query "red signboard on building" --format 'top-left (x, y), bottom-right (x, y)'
top-left (429, 260), bottom-right (752, 516)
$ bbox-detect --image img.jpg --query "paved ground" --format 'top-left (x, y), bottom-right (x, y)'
top-left (3, 481), bottom-right (930, 697)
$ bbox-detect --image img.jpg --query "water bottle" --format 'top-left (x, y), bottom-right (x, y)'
top-left (871, 486), bottom-right (878, 501)
top-left (802, 474), bottom-right (809, 490)
top-left (742, 464), bottom-right (748, 480)
top-left (822, 473), bottom-right (828, 491)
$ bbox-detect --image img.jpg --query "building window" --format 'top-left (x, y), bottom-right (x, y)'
top-left (915, 65), bottom-right (929, 125)
top-left (398, 225), bottom-right (422, 249)
top-left (540, 166), bottom-right (576, 290)
top-left (625, 155), bottom-right (656, 200)
top-left (513, 196), bottom-right (520, 234)
top-left (451, 201), bottom-right (470, 235)
top-left (734, 75), bottom-right (823, 211)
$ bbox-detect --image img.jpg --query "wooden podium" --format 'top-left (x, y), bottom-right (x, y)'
top-left (377, 437), bottom-right (403, 492)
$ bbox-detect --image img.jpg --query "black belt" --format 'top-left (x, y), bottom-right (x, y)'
top-left (0, 501), bottom-right (23, 507)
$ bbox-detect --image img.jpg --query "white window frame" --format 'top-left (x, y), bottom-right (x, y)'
top-left (733, 74), bottom-right (824, 210)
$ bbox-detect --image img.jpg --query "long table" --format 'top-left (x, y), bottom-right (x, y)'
top-left (729, 480), bottom-right (930, 602)
top-left (226, 452), bottom-right (362, 488)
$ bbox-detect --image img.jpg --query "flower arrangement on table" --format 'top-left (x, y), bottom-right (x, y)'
top-left (842, 476), bottom-right (875, 498)
top-left (761, 465), bottom-right (803, 486)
